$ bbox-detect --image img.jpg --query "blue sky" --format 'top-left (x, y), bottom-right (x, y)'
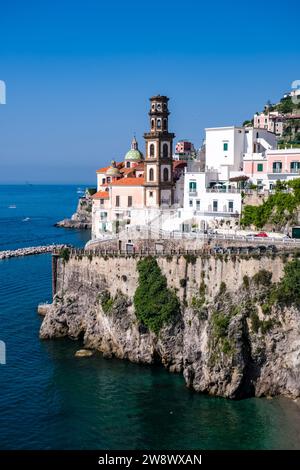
top-left (0, 0), bottom-right (299, 184)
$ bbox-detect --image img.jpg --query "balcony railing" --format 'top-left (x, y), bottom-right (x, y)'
top-left (206, 187), bottom-right (242, 193)
top-left (193, 210), bottom-right (239, 218)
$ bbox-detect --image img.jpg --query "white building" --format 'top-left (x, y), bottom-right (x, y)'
top-left (205, 126), bottom-right (277, 181)
top-left (161, 160), bottom-right (242, 233)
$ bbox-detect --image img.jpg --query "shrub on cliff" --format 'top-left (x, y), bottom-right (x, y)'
top-left (59, 247), bottom-right (70, 263)
top-left (134, 257), bottom-right (180, 334)
top-left (276, 259), bottom-right (300, 307)
top-left (252, 270), bottom-right (272, 286)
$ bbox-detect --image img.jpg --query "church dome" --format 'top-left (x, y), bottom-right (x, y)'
top-left (125, 137), bottom-right (143, 161)
top-left (106, 160), bottom-right (121, 177)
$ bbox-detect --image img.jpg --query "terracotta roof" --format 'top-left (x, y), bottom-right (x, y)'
top-left (120, 168), bottom-right (135, 175)
top-left (109, 176), bottom-right (144, 186)
top-left (92, 190), bottom-right (110, 199)
top-left (96, 162), bottom-right (123, 173)
top-left (132, 163), bottom-right (144, 171)
top-left (96, 166), bottom-right (109, 174)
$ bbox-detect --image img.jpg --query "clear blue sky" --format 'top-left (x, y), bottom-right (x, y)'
top-left (0, 0), bottom-right (299, 184)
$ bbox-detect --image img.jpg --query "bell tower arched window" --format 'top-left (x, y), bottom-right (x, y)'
top-left (163, 143), bottom-right (168, 158)
top-left (149, 143), bottom-right (155, 157)
top-left (151, 119), bottom-right (154, 130)
top-left (157, 119), bottom-right (161, 129)
top-left (149, 168), bottom-right (154, 181)
top-left (163, 119), bottom-right (167, 131)
top-left (163, 168), bottom-right (169, 182)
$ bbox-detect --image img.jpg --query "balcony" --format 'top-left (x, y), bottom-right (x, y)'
top-left (193, 209), bottom-right (239, 218)
top-left (189, 191), bottom-right (198, 197)
top-left (206, 187), bottom-right (242, 193)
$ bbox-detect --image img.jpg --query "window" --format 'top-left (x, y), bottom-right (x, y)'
top-left (291, 161), bottom-right (300, 172)
top-left (156, 103), bottom-right (161, 111)
top-left (163, 143), bottom-right (168, 158)
top-left (273, 162), bottom-right (282, 173)
top-left (157, 119), bottom-right (161, 129)
top-left (126, 161), bottom-right (131, 168)
top-left (196, 200), bottom-right (200, 210)
top-left (149, 143), bottom-right (155, 157)
top-left (149, 168), bottom-right (154, 181)
top-left (151, 119), bottom-right (154, 129)
top-left (107, 177), bottom-right (111, 183)
top-left (102, 178), bottom-right (105, 184)
top-left (100, 212), bottom-right (107, 220)
top-left (163, 167), bottom-right (169, 182)
top-left (100, 199), bottom-right (104, 206)
top-left (116, 195), bottom-right (120, 207)
top-left (189, 200), bottom-right (193, 207)
top-left (257, 163), bottom-right (263, 172)
top-left (189, 181), bottom-right (197, 193)
top-left (149, 191), bottom-right (153, 197)
top-left (128, 196), bottom-right (132, 207)
top-left (223, 142), bottom-right (228, 151)
top-left (163, 119), bottom-right (167, 131)
top-left (228, 201), bottom-right (233, 212)
top-left (213, 200), bottom-right (218, 212)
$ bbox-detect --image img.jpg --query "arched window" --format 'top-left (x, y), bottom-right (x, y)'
top-left (149, 143), bottom-right (155, 157)
top-left (157, 119), bottom-right (161, 129)
top-left (163, 119), bottom-right (167, 130)
top-left (163, 168), bottom-right (169, 182)
top-left (151, 119), bottom-right (154, 129)
top-left (149, 168), bottom-right (154, 181)
top-left (126, 161), bottom-right (131, 168)
top-left (163, 143), bottom-right (168, 158)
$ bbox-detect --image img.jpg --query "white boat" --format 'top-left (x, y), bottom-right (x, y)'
top-left (22, 217), bottom-right (30, 222)
top-left (8, 204), bottom-right (16, 209)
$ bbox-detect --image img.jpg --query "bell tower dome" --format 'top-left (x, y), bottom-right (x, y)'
top-left (143, 95), bottom-right (175, 208)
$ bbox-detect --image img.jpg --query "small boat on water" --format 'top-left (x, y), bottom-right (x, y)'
top-left (8, 204), bottom-right (16, 209)
top-left (22, 217), bottom-right (30, 222)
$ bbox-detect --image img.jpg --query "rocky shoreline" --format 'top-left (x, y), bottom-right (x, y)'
top-left (55, 219), bottom-right (91, 229)
top-left (0, 244), bottom-right (65, 260)
top-left (55, 191), bottom-right (93, 230)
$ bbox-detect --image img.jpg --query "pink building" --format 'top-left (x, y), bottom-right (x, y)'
top-left (253, 111), bottom-right (283, 136)
top-left (173, 140), bottom-right (195, 160)
top-left (243, 148), bottom-right (300, 190)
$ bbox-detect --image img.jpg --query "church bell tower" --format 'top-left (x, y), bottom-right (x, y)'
top-left (144, 95), bottom-right (175, 208)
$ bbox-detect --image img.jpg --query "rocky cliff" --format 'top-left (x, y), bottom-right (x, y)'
top-left (56, 193), bottom-right (93, 229)
top-left (40, 251), bottom-right (300, 399)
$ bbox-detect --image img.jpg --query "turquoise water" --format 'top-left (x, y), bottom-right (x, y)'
top-left (1, 185), bottom-right (300, 450)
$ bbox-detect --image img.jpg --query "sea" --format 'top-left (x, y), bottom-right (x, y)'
top-left (1, 184), bottom-right (300, 450)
